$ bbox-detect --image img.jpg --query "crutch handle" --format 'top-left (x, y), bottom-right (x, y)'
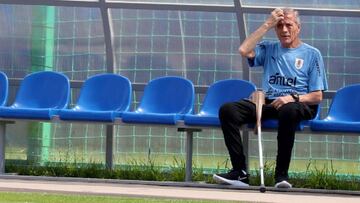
top-left (250, 90), bottom-right (265, 134)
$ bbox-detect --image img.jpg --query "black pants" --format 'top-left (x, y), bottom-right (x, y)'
top-left (219, 99), bottom-right (317, 179)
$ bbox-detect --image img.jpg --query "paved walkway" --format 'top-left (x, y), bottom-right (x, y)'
top-left (0, 176), bottom-right (359, 203)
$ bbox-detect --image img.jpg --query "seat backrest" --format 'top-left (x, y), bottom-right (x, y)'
top-left (326, 84), bottom-right (360, 122)
top-left (0, 71), bottom-right (8, 106)
top-left (136, 76), bottom-right (194, 114)
top-left (200, 79), bottom-right (256, 115)
top-left (12, 71), bottom-right (70, 109)
top-left (76, 73), bottom-right (131, 111)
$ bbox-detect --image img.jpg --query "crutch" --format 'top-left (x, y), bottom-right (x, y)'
top-left (250, 90), bottom-right (266, 193)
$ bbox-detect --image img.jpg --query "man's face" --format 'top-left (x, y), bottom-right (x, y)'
top-left (275, 13), bottom-right (300, 48)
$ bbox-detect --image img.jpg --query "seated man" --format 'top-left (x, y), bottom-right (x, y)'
top-left (213, 7), bottom-right (328, 188)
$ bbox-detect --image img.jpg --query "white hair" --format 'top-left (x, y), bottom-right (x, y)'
top-left (282, 7), bottom-right (301, 25)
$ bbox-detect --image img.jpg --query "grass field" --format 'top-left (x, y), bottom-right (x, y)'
top-left (6, 148), bottom-right (359, 175)
top-left (0, 192), bottom-right (244, 203)
top-left (4, 147), bottom-right (360, 191)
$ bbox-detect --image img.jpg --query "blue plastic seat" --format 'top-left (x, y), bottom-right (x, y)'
top-left (0, 71), bottom-right (70, 120)
top-left (122, 76), bottom-right (195, 125)
top-left (184, 79), bottom-right (256, 126)
top-left (310, 84), bottom-right (360, 133)
top-left (58, 74), bottom-right (132, 122)
top-left (0, 71), bottom-right (8, 106)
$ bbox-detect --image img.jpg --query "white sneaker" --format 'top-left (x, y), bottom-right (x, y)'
top-left (274, 180), bottom-right (292, 188)
top-left (213, 173), bottom-right (249, 187)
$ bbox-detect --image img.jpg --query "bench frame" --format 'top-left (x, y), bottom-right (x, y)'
top-left (0, 80), bottom-right (342, 183)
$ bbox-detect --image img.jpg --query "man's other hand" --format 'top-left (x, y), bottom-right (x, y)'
top-left (270, 95), bottom-right (294, 109)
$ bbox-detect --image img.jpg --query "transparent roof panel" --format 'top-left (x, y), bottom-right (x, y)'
top-left (107, 0), bottom-right (234, 6)
top-left (110, 9), bottom-right (241, 85)
top-left (0, 4), bottom-right (105, 80)
top-left (241, 0), bottom-right (360, 10)
top-left (55, 6), bottom-right (106, 80)
top-left (0, 5), bottom-right (33, 78)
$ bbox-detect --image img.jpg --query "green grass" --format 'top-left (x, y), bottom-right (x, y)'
top-left (249, 160), bottom-right (360, 191)
top-left (0, 192), bottom-right (246, 203)
top-left (7, 146), bottom-right (360, 175)
top-left (6, 156), bottom-right (212, 183)
top-left (7, 147), bottom-right (360, 174)
top-left (5, 147), bottom-right (360, 191)
top-left (291, 160), bottom-right (360, 190)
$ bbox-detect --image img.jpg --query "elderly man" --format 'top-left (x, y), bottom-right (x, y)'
top-left (213, 8), bottom-right (328, 188)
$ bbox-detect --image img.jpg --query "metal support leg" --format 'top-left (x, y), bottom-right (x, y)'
top-left (178, 127), bottom-right (201, 182)
top-left (185, 130), bottom-right (193, 182)
top-left (0, 122), bottom-right (6, 174)
top-left (105, 125), bottom-right (114, 170)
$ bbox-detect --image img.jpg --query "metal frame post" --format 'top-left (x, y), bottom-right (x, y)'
top-left (100, 0), bottom-right (116, 170)
top-left (0, 122), bottom-right (5, 174)
top-left (105, 125), bottom-right (114, 170)
top-left (185, 130), bottom-right (193, 182)
top-left (178, 127), bottom-right (201, 182)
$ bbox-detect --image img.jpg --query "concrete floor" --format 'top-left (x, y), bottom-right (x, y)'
top-left (0, 175), bottom-right (359, 203)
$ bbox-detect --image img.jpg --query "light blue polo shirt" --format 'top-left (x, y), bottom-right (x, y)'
top-left (248, 41), bottom-right (328, 99)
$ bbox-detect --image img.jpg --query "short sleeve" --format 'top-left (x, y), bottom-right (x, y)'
top-left (308, 50), bottom-right (328, 92)
top-left (247, 41), bottom-right (267, 67)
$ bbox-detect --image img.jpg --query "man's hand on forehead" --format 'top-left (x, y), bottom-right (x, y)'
top-left (265, 8), bottom-right (285, 28)
top-left (274, 8), bottom-right (283, 15)
top-left (273, 8), bottom-right (284, 21)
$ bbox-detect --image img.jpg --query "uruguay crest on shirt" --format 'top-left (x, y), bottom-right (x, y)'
top-left (295, 58), bottom-right (304, 69)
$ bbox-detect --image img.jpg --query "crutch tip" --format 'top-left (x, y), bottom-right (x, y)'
top-left (259, 186), bottom-right (266, 193)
